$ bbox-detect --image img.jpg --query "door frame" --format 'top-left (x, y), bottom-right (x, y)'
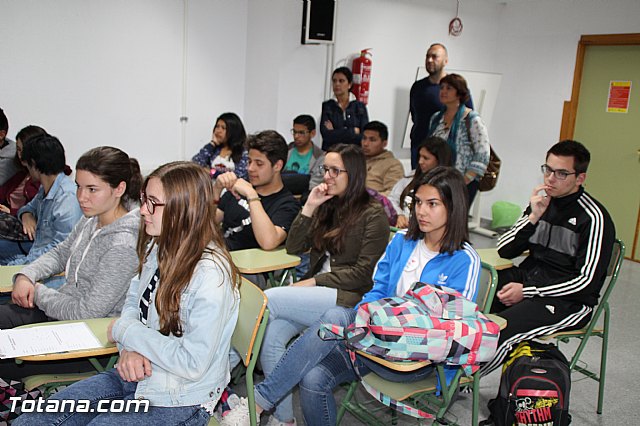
top-left (560, 33), bottom-right (640, 261)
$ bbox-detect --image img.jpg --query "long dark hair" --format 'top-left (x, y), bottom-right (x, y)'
top-left (400, 136), bottom-right (451, 210)
top-left (216, 112), bottom-right (247, 165)
top-left (311, 144), bottom-right (370, 254)
top-left (405, 166), bottom-right (469, 254)
top-left (137, 162), bottom-right (240, 337)
top-left (76, 146), bottom-right (142, 208)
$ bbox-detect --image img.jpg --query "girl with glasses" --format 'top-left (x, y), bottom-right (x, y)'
top-left (16, 162), bottom-right (240, 425)
top-left (226, 144), bottom-right (389, 426)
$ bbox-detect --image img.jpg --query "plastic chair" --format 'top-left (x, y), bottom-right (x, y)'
top-left (540, 238), bottom-right (625, 414)
top-left (336, 262), bottom-right (504, 426)
top-left (209, 277), bottom-right (269, 426)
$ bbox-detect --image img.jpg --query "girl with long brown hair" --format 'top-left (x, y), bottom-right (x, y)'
top-left (16, 162), bottom-right (240, 426)
top-left (244, 144), bottom-right (389, 425)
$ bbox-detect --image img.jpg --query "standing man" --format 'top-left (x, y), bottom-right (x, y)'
top-left (214, 130), bottom-right (300, 251)
top-left (480, 140), bottom-right (615, 375)
top-left (283, 114), bottom-right (325, 196)
top-left (0, 107), bottom-right (20, 186)
top-left (409, 44), bottom-right (473, 168)
top-left (362, 121), bottom-right (404, 196)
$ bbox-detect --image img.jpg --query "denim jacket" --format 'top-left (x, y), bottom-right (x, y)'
top-left (13, 173), bottom-right (82, 265)
top-left (111, 244), bottom-right (239, 407)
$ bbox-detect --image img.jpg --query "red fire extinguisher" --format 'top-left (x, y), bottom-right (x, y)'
top-left (352, 48), bottom-right (372, 105)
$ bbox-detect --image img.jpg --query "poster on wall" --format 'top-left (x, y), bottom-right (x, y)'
top-left (606, 80), bottom-right (632, 113)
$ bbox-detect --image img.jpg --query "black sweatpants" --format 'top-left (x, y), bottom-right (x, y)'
top-left (479, 267), bottom-right (592, 375)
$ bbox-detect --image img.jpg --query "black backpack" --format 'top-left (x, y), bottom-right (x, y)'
top-left (481, 341), bottom-right (571, 426)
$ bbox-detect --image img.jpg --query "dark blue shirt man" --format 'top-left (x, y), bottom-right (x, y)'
top-left (409, 44), bottom-right (473, 168)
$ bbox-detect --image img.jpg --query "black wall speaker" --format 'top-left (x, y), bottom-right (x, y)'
top-left (301, 0), bottom-right (336, 44)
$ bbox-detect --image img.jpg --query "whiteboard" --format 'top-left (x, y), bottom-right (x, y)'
top-left (402, 68), bottom-right (502, 149)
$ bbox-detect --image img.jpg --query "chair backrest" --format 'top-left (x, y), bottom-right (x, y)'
top-left (593, 238), bottom-right (625, 317)
top-left (232, 277), bottom-right (269, 367)
top-left (477, 262), bottom-right (498, 314)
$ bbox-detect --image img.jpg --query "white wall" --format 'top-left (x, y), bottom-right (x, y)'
top-left (244, 0), bottom-right (504, 154)
top-left (1, 0), bottom-right (248, 171)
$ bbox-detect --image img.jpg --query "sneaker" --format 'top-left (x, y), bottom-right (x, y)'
top-left (265, 415), bottom-right (297, 426)
top-left (220, 397), bottom-right (251, 426)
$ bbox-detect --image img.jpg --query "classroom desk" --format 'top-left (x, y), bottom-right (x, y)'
top-left (16, 317), bottom-right (118, 365)
top-left (0, 265), bottom-right (24, 294)
top-left (231, 247), bottom-right (301, 287)
top-left (476, 248), bottom-right (514, 271)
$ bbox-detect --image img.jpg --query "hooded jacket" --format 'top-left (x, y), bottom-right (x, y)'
top-left (21, 209), bottom-right (141, 320)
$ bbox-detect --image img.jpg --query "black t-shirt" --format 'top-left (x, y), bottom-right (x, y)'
top-left (218, 187), bottom-right (300, 251)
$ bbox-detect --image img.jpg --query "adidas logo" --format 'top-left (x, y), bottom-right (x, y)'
top-left (437, 273), bottom-right (448, 285)
top-left (568, 217), bottom-right (577, 226)
top-left (546, 305), bottom-right (555, 314)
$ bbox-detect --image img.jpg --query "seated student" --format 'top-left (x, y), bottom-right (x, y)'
top-left (0, 147), bottom-right (142, 379)
top-left (214, 130), bottom-right (300, 251)
top-left (192, 112), bottom-right (250, 180)
top-left (0, 107), bottom-right (21, 187)
top-left (388, 136), bottom-right (452, 228)
top-left (15, 162), bottom-right (240, 426)
top-left (361, 121), bottom-right (404, 196)
top-left (222, 166), bottom-right (480, 426)
top-left (0, 125), bottom-right (47, 215)
top-left (282, 114), bottom-right (325, 198)
top-left (0, 134), bottom-right (82, 265)
top-left (479, 140), bottom-right (615, 376)
top-left (227, 144), bottom-right (389, 426)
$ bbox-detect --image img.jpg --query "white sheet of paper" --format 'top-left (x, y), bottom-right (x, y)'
top-left (0, 322), bottom-right (102, 359)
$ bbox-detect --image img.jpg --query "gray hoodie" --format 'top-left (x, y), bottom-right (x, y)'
top-left (21, 209), bottom-right (141, 320)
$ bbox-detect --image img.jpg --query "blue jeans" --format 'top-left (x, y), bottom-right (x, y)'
top-left (258, 286), bottom-right (338, 422)
top-left (13, 369), bottom-right (211, 426)
top-left (254, 306), bottom-right (355, 424)
top-left (0, 238), bottom-right (32, 265)
top-left (254, 306), bottom-right (434, 426)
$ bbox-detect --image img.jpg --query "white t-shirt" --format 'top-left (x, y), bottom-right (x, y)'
top-left (395, 240), bottom-right (438, 296)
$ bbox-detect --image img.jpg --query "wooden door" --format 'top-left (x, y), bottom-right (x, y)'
top-left (561, 34), bottom-right (640, 262)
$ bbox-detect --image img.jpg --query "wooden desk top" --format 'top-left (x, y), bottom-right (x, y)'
top-left (476, 248), bottom-right (514, 271)
top-left (0, 265), bottom-right (24, 293)
top-left (16, 317), bottom-right (118, 361)
top-left (231, 248), bottom-right (301, 274)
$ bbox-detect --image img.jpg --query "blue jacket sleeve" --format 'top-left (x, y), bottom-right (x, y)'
top-left (234, 151), bottom-right (249, 180)
top-left (356, 232), bottom-right (402, 308)
top-left (191, 144), bottom-right (215, 167)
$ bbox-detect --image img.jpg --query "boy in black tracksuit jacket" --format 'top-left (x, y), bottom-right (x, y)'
top-left (480, 140), bottom-right (615, 375)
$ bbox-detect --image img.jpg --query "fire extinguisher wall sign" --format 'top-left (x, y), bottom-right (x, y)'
top-left (351, 48), bottom-right (372, 105)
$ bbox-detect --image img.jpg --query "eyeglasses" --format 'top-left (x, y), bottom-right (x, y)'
top-left (291, 129), bottom-right (310, 136)
top-left (319, 165), bottom-right (348, 178)
top-left (540, 164), bottom-right (578, 181)
top-left (140, 193), bottom-right (166, 215)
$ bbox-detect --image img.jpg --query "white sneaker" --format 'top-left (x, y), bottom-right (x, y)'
top-left (220, 397), bottom-right (251, 426)
top-left (265, 415), bottom-right (297, 426)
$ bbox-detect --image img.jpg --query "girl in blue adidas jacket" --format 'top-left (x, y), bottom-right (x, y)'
top-left (221, 167), bottom-right (482, 426)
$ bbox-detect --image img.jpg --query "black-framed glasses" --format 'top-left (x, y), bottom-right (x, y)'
top-left (140, 193), bottom-right (166, 215)
top-left (291, 129), bottom-right (310, 136)
top-left (319, 165), bottom-right (348, 178)
top-left (540, 164), bottom-right (578, 181)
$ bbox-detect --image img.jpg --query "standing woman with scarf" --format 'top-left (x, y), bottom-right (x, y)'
top-left (428, 73), bottom-right (490, 205)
